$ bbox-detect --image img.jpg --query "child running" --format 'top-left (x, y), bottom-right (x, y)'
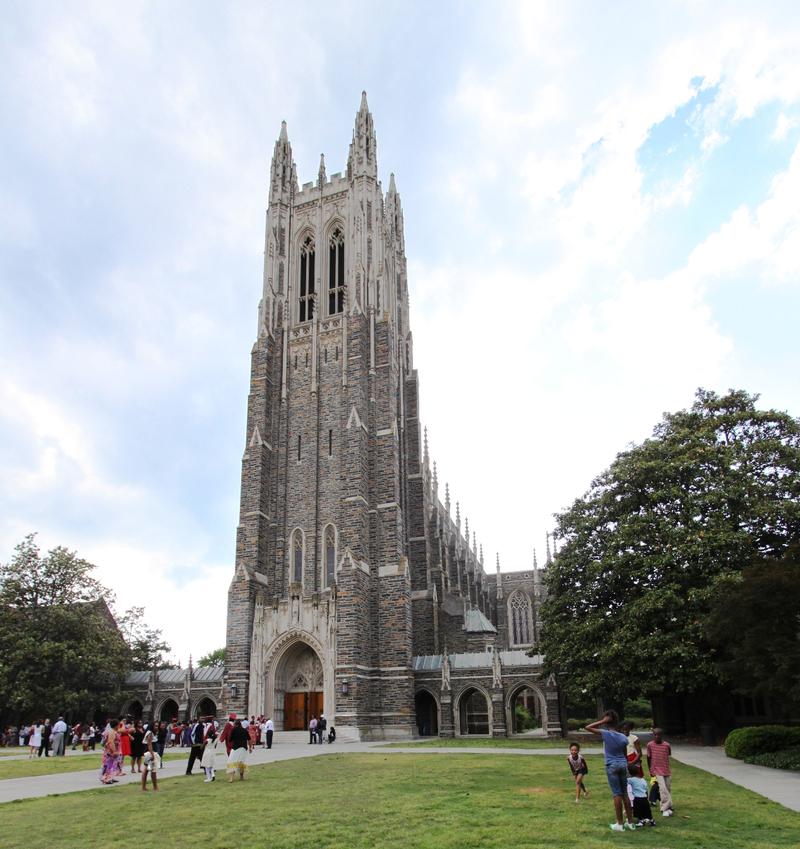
top-left (566, 743), bottom-right (589, 802)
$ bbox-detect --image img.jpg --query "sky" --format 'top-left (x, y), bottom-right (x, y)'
top-left (2, 1), bottom-right (800, 666)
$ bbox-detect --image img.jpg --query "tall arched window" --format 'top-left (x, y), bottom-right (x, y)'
top-left (328, 227), bottom-right (345, 315)
top-left (298, 235), bottom-right (315, 322)
top-left (324, 524), bottom-right (337, 588)
top-left (291, 528), bottom-right (304, 585)
top-left (509, 591), bottom-right (533, 646)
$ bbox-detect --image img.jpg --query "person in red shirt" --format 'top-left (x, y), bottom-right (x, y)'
top-left (646, 728), bottom-right (674, 816)
top-left (218, 713), bottom-right (236, 756)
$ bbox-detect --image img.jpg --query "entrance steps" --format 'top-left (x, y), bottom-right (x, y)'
top-left (274, 729), bottom-right (360, 744)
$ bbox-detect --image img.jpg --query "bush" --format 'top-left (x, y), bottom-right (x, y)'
top-left (514, 705), bottom-right (540, 732)
top-left (724, 726), bottom-right (800, 759)
top-left (743, 746), bottom-right (800, 771)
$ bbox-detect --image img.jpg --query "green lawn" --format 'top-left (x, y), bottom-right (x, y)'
top-left (2, 753), bottom-right (798, 848)
top-left (0, 752), bottom-right (183, 779)
top-left (382, 737), bottom-right (575, 749)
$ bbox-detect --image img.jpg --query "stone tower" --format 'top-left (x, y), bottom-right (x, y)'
top-left (224, 93), bottom-right (418, 739)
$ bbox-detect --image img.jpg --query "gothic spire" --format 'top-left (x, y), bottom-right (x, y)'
top-left (347, 90), bottom-right (378, 180)
top-left (445, 483), bottom-right (451, 516)
top-left (545, 532), bottom-right (553, 566)
top-left (317, 153), bottom-right (326, 187)
top-left (270, 120), bottom-right (297, 202)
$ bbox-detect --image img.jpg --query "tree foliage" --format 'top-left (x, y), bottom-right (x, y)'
top-left (117, 607), bottom-right (173, 670)
top-left (197, 647), bottom-right (225, 668)
top-left (706, 548), bottom-right (800, 704)
top-left (541, 389), bottom-right (800, 704)
top-left (0, 535), bottom-right (130, 722)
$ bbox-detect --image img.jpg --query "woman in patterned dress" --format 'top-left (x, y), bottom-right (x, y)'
top-left (100, 722), bottom-right (120, 784)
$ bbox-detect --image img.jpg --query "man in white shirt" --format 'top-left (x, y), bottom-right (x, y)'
top-left (51, 717), bottom-right (68, 756)
top-left (264, 717), bottom-right (274, 749)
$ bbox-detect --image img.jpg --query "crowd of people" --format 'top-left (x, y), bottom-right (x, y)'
top-left (579, 711), bottom-right (674, 831)
top-left (2, 719), bottom-right (103, 756)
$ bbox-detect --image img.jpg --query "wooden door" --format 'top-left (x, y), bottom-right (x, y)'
top-left (284, 692), bottom-right (307, 731)
top-left (309, 691), bottom-right (324, 721)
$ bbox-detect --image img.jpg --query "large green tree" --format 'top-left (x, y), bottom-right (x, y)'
top-left (541, 389), bottom-right (800, 705)
top-left (0, 535), bottom-right (129, 723)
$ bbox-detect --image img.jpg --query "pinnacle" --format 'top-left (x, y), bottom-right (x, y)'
top-left (360, 90), bottom-right (369, 111)
top-left (389, 172), bottom-right (397, 193)
top-left (279, 120), bottom-right (288, 141)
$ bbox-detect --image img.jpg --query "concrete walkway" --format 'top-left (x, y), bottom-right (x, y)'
top-left (1, 740), bottom-right (798, 814)
top-left (672, 745), bottom-right (800, 813)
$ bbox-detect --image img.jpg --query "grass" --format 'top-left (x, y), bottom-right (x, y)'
top-left (0, 752), bottom-right (183, 779)
top-left (2, 753), bottom-right (798, 848)
top-left (381, 737), bottom-right (576, 749)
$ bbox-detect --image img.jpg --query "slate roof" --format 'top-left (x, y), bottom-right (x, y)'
top-left (124, 665), bottom-right (223, 688)
top-left (463, 608), bottom-right (497, 633)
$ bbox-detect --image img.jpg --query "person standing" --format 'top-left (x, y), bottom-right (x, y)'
top-left (51, 716), bottom-right (68, 756)
top-left (130, 720), bottom-right (145, 773)
top-left (141, 724), bottom-right (159, 792)
top-left (155, 722), bottom-right (167, 765)
top-left (585, 710), bottom-right (636, 832)
top-left (218, 713), bottom-right (236, 756)
top-left (201, 728), bottom-right (219, 783)
top-left (264, 716), bottom-right (274, 750)
top-left (646, 728), bottom-right (674, 817)
top-left (621, 721), bottom-right (643, 777)
top-left (186, 718), bottom-right (205, 775)
top-left (226, 719), bottom-right (249, 782)
top-left (29, 721), bottom-right (41, 759)
top-left (100, 722), bottom-right (120, 784)
top-left (39, 719), bottom-right (52, 757)
top-left (308, 715), bottom-right (318, 744)
top-left (318, 714), bottom-right (327, 744)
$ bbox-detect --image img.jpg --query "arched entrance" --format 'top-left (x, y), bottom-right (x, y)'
top-left (508, 684), bottom-right (547, 734)
top-left (159, 698), bottom-right (179, 723)
top-left (459, 687), bottom-right (490, 735)
top-left (194, 697), bottom-right (217, 719)
top-left (274, 641), bottom-right (324, 731)
top-left (126, 700), bottom-right (143, 721)
top-left (415, 690), bottom-right (439, 737)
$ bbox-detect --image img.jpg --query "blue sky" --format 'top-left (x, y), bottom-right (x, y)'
top-left (2, 1), bottom-right (800, 664)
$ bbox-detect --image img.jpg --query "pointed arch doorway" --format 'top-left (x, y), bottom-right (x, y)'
top-left (275, 641), bottom-right (324, 731)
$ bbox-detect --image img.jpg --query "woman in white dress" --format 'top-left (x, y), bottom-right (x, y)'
top-left (29, 722), bottom-right (42, 759)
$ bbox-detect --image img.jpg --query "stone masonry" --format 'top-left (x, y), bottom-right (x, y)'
top-left (219, 94), bottom-right (563, 740)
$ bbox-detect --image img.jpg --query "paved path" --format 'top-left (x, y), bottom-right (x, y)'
top-left (1, 741), bottom-right (798, 814)
top-left (672, 745), bottom-right (800, 813)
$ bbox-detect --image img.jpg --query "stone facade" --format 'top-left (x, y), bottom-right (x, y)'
top-left (217, 94), bottom-right (562, 740)
top-left (124, 97), bottom-right (562, 738)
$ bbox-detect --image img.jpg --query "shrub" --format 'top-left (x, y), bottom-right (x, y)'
top-left (514, 705), bottom-right (540, 731)
top-left (724, 726), bottom-right (800, 760)
top-left (743, 746), bottom-right (800, 771)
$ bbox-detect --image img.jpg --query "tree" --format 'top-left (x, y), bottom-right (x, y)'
top-left (117, 607), bottom-right (173, 670)
top-left (541, 389), bottom-right (800, 706)
top-left (705, 547), bottom-right (800, 705)
top-left (0, 535), bottom-right (130, 723)
top-left (198, 647), bottom-right (225, 668)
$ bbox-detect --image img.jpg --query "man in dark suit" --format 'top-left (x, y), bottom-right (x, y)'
top-left (185, 718), bottom-right (205, 775)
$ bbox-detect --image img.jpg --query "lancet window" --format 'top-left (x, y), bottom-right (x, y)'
top-left (291, 528), bottom-right (304, 585)
top-left (324, 524), bottom-right (337, 588)
top-left (298, 235), bottom-right (315, 322)
top-left (328, 227), bottom-right (345, 315)
top-left (509, 591), bottom-right (533, 646)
